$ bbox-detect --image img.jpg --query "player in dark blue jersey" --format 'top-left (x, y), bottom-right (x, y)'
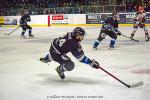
top-left (93, 11), bottom-right (121, 49)
top-left (19, 10), bottom-right (33, 38)
top-left (40, 27), bottom-right (100, 79)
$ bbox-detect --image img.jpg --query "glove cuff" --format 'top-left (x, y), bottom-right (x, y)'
top-left (89, 59), bottom-right (97, 67)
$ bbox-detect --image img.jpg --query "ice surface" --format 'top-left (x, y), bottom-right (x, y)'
top-left (0, 26), bottom-right (150, 100)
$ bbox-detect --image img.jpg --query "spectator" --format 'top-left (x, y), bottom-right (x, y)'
top-left (1, 0), bottom-right (150, 16)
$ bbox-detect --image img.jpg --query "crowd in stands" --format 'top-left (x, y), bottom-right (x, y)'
top-left (0, 0), bottom-right (150, 16)
top-left (117, 0), bottom-right (150, 12)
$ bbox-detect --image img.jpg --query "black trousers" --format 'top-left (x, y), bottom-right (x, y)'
top-left (21, 25), bottom-right (32, 30)
top-left (97, 29), bottom-right (117, 41)
top-left (49, 46), bottom-right (75, 71)
top-left (21, 25), bottom-right (32, 36)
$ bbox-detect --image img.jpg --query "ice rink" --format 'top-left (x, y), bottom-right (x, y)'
top-left (0, 26), bottom-right (150, 100)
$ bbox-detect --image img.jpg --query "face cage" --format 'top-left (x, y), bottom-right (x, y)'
top-left (75, 32), bottom-right (87, 42)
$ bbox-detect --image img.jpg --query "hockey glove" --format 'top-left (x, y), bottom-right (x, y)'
top-left (114, 29), bottom-right (122, 36)
top-left (90, 59), bottom-right (100, 69)
top-left (117, 32), bottom-right (122, 36)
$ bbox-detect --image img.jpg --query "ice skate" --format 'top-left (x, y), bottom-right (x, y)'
top-left (29, 34), bottom-right (34, 38)
top-left (93, 47), bottom-right (97, 50)
top-left (55, 67), bottom-right (65, 80)
top-left (145, 34), bottom-right (149, 41)
top-left (20, 35), bottom-right (27, 39)
top-left (40, 57), bottom-right (51, 63)
top-left (108, 46), bottom-right (115, 50)
top-left (130, 34), bottom-right (134, 41)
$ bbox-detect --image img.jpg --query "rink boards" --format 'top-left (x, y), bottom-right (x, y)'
top-left (0, 12), bottom-right (150, 27)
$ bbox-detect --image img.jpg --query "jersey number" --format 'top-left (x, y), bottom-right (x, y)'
top-left (59, 39), bottom-right (66, 47)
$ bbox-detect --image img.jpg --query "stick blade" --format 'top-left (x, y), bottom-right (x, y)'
top-left (131, 39), bottom-right (139, 42)
top-left (133, 39), bottom-right (139, 42)
top-left (130, 81), bottom-right (143, 88)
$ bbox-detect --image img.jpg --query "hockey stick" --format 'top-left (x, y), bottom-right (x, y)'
top-left (4, 26), bottom-right (20, 35)
top-left (97, 66), bottom-right (143, 88)
top-left (121, 34), bottom-right (139, 42)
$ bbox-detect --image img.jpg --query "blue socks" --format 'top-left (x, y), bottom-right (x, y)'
top-left (93, 40), bottom-right (100, 48)
top-left (110, 39), bottom-right (116, 48)
top-left (93, 39), bottom-right (116, 49)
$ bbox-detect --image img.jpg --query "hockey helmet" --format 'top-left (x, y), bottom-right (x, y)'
top-left (138, 6), bottom-right (144, 13)
top-left (112, 10), bottom-right (119, 20)
top-left (112, 10), bottom-right (117, 16)
top-left (72, 27), bottom-right (86, 37)
top-left (72, 27), bottom-right (86, 42)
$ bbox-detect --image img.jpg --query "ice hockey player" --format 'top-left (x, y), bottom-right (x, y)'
top-left (19, 9), bottom-right (33, 38)
top-left (93, 11), bottom-right (121, 49)
top-left (130, 5), bottom-right (149, 41)
top-left (40, 27), bottom-right (100, 80)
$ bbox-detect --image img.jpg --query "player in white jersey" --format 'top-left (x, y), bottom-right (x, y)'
top-left (130, 6), bottom-right (149, 41)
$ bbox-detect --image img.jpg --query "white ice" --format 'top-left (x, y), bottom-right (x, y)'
top-left (0, 26), bottom-right (150, 100)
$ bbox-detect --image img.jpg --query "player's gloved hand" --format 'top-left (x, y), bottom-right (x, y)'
top-left (114, 28), bottom-right (122, 36)
top-left (117, 32), bottom-right (122, 35)
top-left (90, 59), bottom-right (100, 69)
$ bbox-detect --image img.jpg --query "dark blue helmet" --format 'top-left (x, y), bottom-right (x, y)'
top-left (72, 27), bottom-right (86, 37)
